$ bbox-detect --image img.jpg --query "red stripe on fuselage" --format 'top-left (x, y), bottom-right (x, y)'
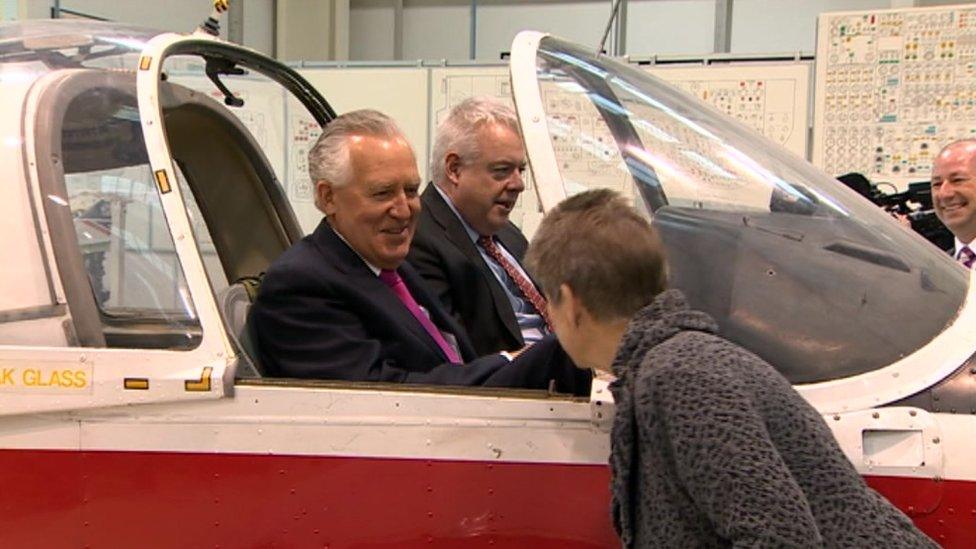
top-left (1, 449), bottom-right (971, 548)
top-left (866, 475), bottom-right (976, 549)
top-left (0, 449), bottom-right (617, 548)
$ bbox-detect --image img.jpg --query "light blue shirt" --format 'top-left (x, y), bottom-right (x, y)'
top-left (432, 185), bottom-right (547, 345)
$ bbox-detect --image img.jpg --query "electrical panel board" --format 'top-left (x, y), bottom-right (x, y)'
top-left (813, 4), bottom-right (976, 189)
top-left (646, 63), bottom-right (811, 158)
top-left (536, 74), bottom-right (776, 215)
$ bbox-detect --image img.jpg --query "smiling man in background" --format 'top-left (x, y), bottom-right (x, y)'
top-left (932, 139), bottom-right (976, 269)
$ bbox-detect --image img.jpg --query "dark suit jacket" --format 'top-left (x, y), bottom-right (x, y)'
top-left (408, 185), bottom-right (534, 355)
top-left (249, 219), bottom-right (589, 394)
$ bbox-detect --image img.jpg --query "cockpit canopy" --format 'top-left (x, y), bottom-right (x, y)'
top-left (0, 20), bottom-right (155, 79)
top-left (524, 36), bottom-right (968, 384)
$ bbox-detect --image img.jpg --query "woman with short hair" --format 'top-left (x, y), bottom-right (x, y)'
top-left (524, 188), bottom-right (935, 548)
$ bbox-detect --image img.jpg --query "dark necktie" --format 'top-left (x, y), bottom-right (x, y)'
top-left (477, 236), bottom-right (552, 330)
top-left (379, 269), bottom-right (461, 364)
top-left (958, 246), bottom-right (975, 269)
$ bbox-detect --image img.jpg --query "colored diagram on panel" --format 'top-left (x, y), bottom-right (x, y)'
top-left (814, 5), bottom-right (976, 188)
top-left (538, 87), bottom-right (634, 202)
top-left (647, 64), bottom-right (811, 158)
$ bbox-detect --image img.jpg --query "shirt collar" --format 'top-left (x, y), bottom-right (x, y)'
top-left (329, 219), bottom-right (382, 276)
top-left (432, 183), bottom-right (482, 244)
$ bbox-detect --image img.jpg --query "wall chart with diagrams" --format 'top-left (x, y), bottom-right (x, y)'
top-left (813, 4), bottom-right (976, 189)
top-left (646, 64), bottom-right (810, 158)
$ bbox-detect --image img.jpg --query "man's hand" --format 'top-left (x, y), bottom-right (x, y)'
top-left (500, 345), bottom-right (531, 361)
top-left (509, 345), bottom-right (530, 359)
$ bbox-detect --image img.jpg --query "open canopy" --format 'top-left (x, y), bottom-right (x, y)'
top-left (511, 33), bottom-right (969, 390)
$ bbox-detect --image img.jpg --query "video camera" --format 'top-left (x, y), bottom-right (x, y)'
top-left (836, 172), bottom-right (953, 252)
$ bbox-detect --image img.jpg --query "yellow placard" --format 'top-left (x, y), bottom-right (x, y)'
top-left (124, 378), bottom-right (149, 391)
top-left (0, 360), bottom-right (93, 394)
top-left (154, 169), bottom-right (171, 194)
top-left (184, 367), bottom-right (213, 392)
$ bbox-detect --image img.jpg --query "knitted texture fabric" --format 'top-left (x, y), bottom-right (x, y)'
top-left (608, 289), bottom-right (936, 548)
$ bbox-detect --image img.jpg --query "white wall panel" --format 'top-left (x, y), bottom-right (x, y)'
top-left (627, 0), bottom-right (715, 56)
top-left (731, 0), bottom-right (892, 53)
top-left (243, 0), bottom-right (274, 56)
top-left (403, 0), bottom-right (470, 60)
top-left (350, 0), bottom-right (396, 60)
top-left (476, 1), bottom-right (608, 60)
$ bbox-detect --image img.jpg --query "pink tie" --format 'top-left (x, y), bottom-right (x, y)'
top-left (958, 246), bottom-right (975, 269)
top-left (379, 269), bottom-right (462, 364)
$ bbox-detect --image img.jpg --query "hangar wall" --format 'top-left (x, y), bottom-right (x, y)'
top-left (347, 0), bottom-right (941, 62)
top-left (14, 0), bottom-right (274, 55)
top-left (13, 1), bottom-right (968, 64)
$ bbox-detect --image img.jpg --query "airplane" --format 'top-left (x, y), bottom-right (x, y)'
top-left (0, 9), bottom-right (973, 549)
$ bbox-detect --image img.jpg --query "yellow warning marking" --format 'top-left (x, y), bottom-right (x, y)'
top-left (0, 360), bottom-right (92, 394)
top-left (185, 367), bottom-right (213, 392)
top-left (154, 170), bottom-right (171, 194)
top-left (139, 56), bottom-right (152, 71)
top-left (124, 378), bottom-right (149, 390)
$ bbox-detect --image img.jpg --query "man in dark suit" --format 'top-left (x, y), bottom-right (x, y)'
top-left (409, 98), bottom-right (550, 356)
top-left (932, 139), bottom-right (976, 269)
top-left (248, 109), bottom-right (588, 393)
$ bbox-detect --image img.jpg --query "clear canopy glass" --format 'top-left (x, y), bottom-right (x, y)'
top-left (0, 21), bottom-right (158, 83)
top-left (532, 37), bottom-right (967, 384)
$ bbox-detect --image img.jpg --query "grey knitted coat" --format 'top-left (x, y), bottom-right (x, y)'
top-left (608, 290), bottom-right (936, 548)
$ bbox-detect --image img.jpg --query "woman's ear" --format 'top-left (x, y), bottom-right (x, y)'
top-left (558, 284), bottom-right (586, 328)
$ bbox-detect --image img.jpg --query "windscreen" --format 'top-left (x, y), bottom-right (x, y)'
top-left (56, 83), bottom-right (202, 350)
top-left (532, 37), bottom-right (967, 384)
top-left (0, 21), bottom-right (156, 84)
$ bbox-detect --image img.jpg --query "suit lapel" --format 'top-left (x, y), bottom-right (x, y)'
top-left (422, 187), bottom-right (487, 275)
top-left (422, 187), bottom-right (522, 343)
top-left (309, 219), bottom-right (452, 361)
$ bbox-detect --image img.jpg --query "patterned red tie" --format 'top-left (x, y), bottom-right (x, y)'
top-left (477, 236), bottom-right (552, 330)
top-left (958, 246), bottom-right (976, 269)
top-left (379, 269), bottom-right (462, 364)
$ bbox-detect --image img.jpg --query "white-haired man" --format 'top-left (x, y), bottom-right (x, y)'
top-left (408, 97), bottom-right (550, 357)
top-left (248, 109), bottom-right (588, 393)
top-left (932, 139), bottom-right (976, 268)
